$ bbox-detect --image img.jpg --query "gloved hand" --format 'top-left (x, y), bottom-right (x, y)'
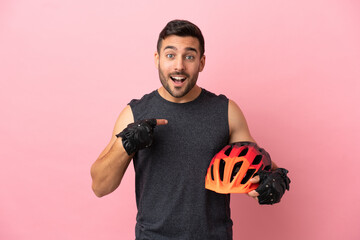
top-left (116, 119), bottom-right (158, 155)
top-left (255, 168), bottom-right (291, 205)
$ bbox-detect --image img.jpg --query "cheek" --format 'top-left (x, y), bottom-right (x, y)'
top-left (189, 63), bottom-right (201, 73)
top-left (160, 61), bottom-right (172, 72)
top-left (158, 63), bottom-right (169, 76)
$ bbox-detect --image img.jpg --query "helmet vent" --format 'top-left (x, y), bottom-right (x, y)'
top-left (230, 161), bottom-right (243, 183)
top-left (224, 146), bottom-right (232, 156)
top-left (264, 165), bottom-right (272, 171)
top-left (241, 169), bottom-right (256, 184)
top-left (252, 155), bottom-right (262, 165)
top-left (210, 165), bottom-right (215, 180)
top-left (238, 147), bottom-right (248, 157)
top-left (219, 159), bottom-right (226, 181)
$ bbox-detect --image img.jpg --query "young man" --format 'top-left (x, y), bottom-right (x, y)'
top-left (91, 20), bottom-right (290, 240)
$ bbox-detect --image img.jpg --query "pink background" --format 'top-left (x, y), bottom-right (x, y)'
top-left (1, 0), bottom-right (359, 239)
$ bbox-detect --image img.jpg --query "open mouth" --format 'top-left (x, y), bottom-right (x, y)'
top-left (170, 76), bottom-right (187, 83)
top-left (170, 76), bottom-right (187, 87)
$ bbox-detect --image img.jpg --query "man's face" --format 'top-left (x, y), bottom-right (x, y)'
top-left (155, 35), bottom-right (205, 99)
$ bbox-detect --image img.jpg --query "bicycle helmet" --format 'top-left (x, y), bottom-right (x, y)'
top-left (205, 142), bottom-right (272, 194)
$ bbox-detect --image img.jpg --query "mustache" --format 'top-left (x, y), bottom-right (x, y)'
top-left (169, 71), bottom-right (189, 77)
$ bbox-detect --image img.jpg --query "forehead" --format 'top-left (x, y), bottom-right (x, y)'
top-left (160, 35), bottom-right (200, 52)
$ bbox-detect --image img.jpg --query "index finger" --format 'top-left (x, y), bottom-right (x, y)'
top-left (156, 119), bottom-right (168, 126)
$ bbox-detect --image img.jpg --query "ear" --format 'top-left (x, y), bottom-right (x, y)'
top-left (154, 51), bottom-right (159, 69)
top-left (199, 55), bottom-right (206, 72)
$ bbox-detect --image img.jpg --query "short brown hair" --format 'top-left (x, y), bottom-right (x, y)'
top-left (157, 20), bottom-right (205, 57)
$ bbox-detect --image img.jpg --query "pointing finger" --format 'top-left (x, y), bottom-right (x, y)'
top-left (156, 119), bottom-right (168, 126)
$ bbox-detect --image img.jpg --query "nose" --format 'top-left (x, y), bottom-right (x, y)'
top-left (174, 57), bottom-right (185, 71)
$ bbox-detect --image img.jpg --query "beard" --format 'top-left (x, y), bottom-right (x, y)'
top-left (158, 66), bottom-right (199, 98)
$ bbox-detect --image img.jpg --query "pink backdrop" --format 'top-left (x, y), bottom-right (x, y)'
top-left (1, 0), bottom-right (359, 239)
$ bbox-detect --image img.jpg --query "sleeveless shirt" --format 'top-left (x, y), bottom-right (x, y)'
top-left (129, 88), bottom-right (233, 240)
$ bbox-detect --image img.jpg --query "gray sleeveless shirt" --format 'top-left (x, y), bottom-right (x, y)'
top-left (129, 89), bottom-right (233, 240)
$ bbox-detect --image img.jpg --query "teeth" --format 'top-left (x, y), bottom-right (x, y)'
top-left (171, 76), bottom-right (186, 81)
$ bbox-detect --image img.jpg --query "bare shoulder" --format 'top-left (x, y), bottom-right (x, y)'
top-left (228, 99), bottom-right (255, 143)
top-left (97, 105), bottom-right (134, 159)
top-left (112, 105), bottom-right (134, 137)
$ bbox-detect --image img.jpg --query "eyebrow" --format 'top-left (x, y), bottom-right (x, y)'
top-left (163, 45), bottom-right (198, 53)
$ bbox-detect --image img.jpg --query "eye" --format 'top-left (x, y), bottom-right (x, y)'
top-left (166, 54), bottom-right (175, 59)
top-left (185, 55), bottom-right (195, 60)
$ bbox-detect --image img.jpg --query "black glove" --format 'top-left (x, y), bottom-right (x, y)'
top-left (255, 168), bottom-right (291, 205)
top-left (116, 119), bottom-right (157, 155)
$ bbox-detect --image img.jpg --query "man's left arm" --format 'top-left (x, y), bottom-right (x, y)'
top-left (228, 99), bottom-right (290, 204)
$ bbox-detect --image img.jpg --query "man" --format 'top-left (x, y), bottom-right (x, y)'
top-left (91, 20), bottom-right (290, 240)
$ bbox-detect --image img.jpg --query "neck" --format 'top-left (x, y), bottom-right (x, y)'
top-left (158, 85), bottom-right (202, 103)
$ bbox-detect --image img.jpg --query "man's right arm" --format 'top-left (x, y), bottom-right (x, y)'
top-left (90, 105), bottom-right (134, 198)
